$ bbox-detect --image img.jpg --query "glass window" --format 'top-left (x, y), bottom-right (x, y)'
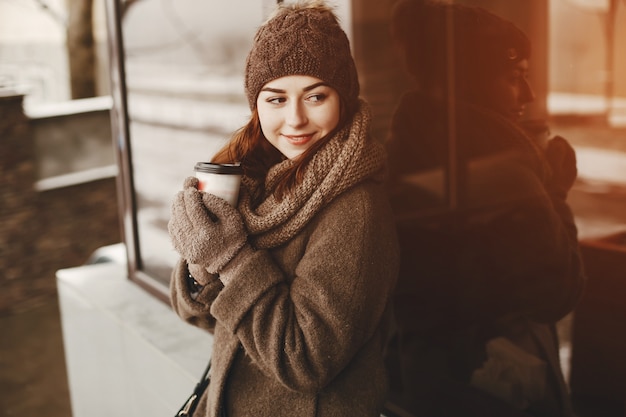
top-left (107, 0), bottom-right (626, 295)
top-left (106, 0), bottom-right (275, 295)
top-left (107, 1), bottom-right (626, 414)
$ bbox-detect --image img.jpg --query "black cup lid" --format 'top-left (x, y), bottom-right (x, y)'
top-left (194, 162), bottom-right (243, 175)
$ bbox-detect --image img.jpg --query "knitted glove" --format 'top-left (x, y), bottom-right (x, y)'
top-left (545, 135), bottom-right (577, 198)
top-left (168, 177), bottom-right (248, 274)
top-left (187, 262), bottom-right (215, 287)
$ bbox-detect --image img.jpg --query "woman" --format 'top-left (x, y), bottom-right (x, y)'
top-left (386, 2), bottom-right (584, 416)
top-left (167, 2), bottom-right (399, 416)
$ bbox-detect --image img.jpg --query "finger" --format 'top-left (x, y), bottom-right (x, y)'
top-left (545, 138), bottom-right (565, 165)
top-left (202, 193), bottom-right (245, 234)
top-left (170, 191), bottom-right (191, 226)
top-left (187, 263), bottom-right (213, 286)
top-left (202, 192), bottom-right (236, 219)
top-left (193, 192), bottom-right (229, 223)
top-left (169, 192), bottom-right (186, 227)
top-left (167, 192), bottom-right (187, 253)
top-left (184, 176), bottom-right (199, 189)
top-left (169, 192), bottom-right (193, 248)
top-left (202, 193), bottom-right (240, 223)
top-left (549, 136), bottom-right (574, 156)
top-left (183, 187), bottom-right (215, 225)
top-left (548, 136), bottom-right (577, 169)
top-left (556, 136), bottom-right (577, 163)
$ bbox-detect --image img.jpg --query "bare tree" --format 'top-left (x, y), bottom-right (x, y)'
top-left (33, 0), bottom-right (144, 100)
top-left (67, 0), bottom-right (96, 99)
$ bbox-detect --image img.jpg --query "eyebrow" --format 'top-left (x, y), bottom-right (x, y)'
top-left (260, 82), bottom-right (329, 94)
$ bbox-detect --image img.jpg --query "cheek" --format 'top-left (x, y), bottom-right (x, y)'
top-left (484, 81), bottom-right (515, 109)
top-left (258, 109), bottom-right (279, 135)
top-left (317, 103), bottom-right (341, 132)
top-left (322, 113), bottom-right (340, 132)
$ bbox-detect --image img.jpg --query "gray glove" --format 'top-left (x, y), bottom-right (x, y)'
top-left (168, 177), bottom-right (247, 274)
top-left (187, 262), bottom-right (215, 287)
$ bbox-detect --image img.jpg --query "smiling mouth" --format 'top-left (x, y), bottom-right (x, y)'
top-left (283, 134), bottom-right (314, 145)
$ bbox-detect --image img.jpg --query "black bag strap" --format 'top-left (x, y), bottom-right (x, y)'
top-left (176, 359), bottom-right (212, 417)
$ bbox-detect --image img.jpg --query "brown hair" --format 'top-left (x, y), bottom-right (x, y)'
top-left (244, 0), bottom-right (359, 115)
top-left (211, 102), bottom-right (349, 203)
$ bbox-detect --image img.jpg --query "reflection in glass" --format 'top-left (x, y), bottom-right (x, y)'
top-left (371, 1), bottom-right (626, 416)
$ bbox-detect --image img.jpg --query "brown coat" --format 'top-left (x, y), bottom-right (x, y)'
top-left (386, 93), bottom-right (584, 416)
top-left (171, 180), bottom-right (399, 417)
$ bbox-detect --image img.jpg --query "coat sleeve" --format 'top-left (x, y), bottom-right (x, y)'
top-left (526, 187), bottom-right (585, 322)
top-left (169, 257), bottom-right (224, 332)
top-left (209, 184), bottom-right (399, 392)
top-left (459, 155), bottom-right (585, 325)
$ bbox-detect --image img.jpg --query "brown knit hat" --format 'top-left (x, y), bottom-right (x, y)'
top-left (392, 0), bottom-right (530, 92)
top-left (244, 0), bottom-right (360, 115)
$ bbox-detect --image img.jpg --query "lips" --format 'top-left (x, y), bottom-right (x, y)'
top-left (283, 134), bottom-right (314, 146)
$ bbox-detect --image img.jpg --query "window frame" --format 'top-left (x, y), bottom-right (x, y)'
top-left (104, 0), bottom-right (170, 302)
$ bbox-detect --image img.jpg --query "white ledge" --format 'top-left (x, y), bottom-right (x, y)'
top-left (57, 262), bottom-right (212, 417)
top-left (25, 96), bottom-right (113, 119)
top-left (35, 165), bottom-right (119, 191)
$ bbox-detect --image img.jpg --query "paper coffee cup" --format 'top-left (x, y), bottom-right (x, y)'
top-left (194, 162), bottom-right (243, 206)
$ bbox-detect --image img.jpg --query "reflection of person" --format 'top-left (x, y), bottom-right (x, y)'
top-left (167, 2), bottom-right (399, 416)
top-left (386, 1), bottom-right (584, 416)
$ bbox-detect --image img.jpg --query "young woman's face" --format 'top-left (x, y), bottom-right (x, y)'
top-left (256, 75), bottom-right (341, 160)
top-left (482, 59), bottom-right (535, 121)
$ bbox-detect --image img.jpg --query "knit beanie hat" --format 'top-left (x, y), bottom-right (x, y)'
top-left (244, 0), bottom-right (360, 115)
top-left (453, 4), bottom-right (531, 75)
top-left (392, 0), bottom-right (530, 90)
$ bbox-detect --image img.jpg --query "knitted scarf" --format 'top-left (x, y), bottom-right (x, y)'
top-left (238, 100), bottom-right (386, 249)
top-left (463, 100), bottom-right (551, 182)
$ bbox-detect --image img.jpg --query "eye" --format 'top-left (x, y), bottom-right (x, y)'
top-left (266, 96), bottom-right (286, 105)
top-left (306, 93), bottom-right (327, 103)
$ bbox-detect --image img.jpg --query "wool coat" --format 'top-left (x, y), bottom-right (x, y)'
top-left (170, 103), bottom-right (400, 417)
top-left (386, 91), bottom-right (585, 417)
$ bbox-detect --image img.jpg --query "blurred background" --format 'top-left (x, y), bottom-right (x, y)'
top-left (1, 0), bottom-right (625, 416)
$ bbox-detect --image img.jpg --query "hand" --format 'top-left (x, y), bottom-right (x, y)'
top-left (545, 135), bottom-right (577, 198)
top-left (187, 262), bottom-right (215, 287)
top-left (168, 177), bottom-right (248, 274)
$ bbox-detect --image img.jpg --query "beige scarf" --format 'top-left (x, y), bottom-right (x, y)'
top-left (238, 100), bottom-right (387, 249)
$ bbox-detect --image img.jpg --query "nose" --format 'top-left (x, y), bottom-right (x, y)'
top-left (286, 101), bottom-right (307, 128)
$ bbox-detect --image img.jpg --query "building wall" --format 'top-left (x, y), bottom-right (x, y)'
top-left (0, 94), bottom-right (40, 312)
top-left (0, 93), bottom-right (121, 314)
top-left (550, 0), bottom-right (626, 98)
top-left (28, 96), bottom-right (115, 178)
top-left (0, 0), bottom-right (110, 104)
